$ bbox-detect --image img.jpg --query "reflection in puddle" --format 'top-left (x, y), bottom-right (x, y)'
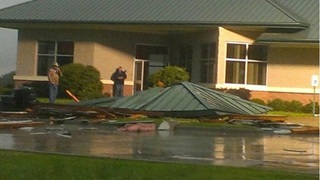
top-left (0, 126), bottom-right (318, 174)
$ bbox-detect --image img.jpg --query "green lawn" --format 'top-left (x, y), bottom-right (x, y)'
top-left (37, 97), bottom-right (75, 104)
top-left (267, 111), bottom-right (314, 117)
top-left (0, 150), bottom-right (317, 180)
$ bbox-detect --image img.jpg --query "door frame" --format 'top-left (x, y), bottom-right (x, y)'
top-left (134, 44), bottom-right (169, 93)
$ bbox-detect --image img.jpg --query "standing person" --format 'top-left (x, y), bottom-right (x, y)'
top-left (111, 66), bottom-right (127, 97)
top-left (48, 62), bottom-right (62, 103)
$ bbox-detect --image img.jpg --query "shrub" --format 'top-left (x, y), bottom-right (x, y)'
top-left (148, 66), bottom-right (189, 87)
top-left (226, 88), bottom-right (251, 100)
top-left (267, 98), bottom-right (287, 111)
top-left (267, 98), bottom-right (308, 113)
top-left (0, 87), bottom-right (12, 95)
top-left (22, 81), bottom-right (50, 98)
top-left (0, 71), bottom-right (15, 87)
top-left (250, 98), bottom-right (266, 105)
top-left (60, 63), bottom-right (103, 100)
top-left (214, 88), bottom-right (251, 100)
top-left (286, 100), bottom-right (303, 112)
top-left (302, 101), bottom-right (320, 114)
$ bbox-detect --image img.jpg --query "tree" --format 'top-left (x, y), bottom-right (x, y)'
top-left (0, 71), bottom-right (15, 95)
top-left (0, 71), bottom-right (15, 88)
top-left (60, 63), bottom-right (103, 100)
top-left (148, 66), bottom-right (189, 87)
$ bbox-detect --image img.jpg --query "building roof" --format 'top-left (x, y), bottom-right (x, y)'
top-left (258, 0), bottom-right (319, 43)
top-left (0, 0), bottom-right (317, 42)
top-left (76, 82), bottom-right (272, 117)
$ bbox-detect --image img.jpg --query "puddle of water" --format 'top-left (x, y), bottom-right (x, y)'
top-left (0, 124), bottom-right (318, 174)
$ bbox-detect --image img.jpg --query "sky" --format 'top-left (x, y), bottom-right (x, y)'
top-left (0, 0), bottom-right (31, 76)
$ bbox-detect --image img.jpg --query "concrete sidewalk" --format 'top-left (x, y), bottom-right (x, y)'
top-left (286, 116), bottom-right (319, 127)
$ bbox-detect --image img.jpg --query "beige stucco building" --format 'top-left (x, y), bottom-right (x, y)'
top-left (0, 0), bottom-right (318, 104)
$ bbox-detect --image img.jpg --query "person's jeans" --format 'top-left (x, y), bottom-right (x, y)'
top-left (114, 84), bottom-right (124, 97)
top-left (49, 83), bottom-right (58, 103)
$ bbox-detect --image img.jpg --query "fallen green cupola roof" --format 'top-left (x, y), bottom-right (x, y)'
top-left (78, 82), bottom-right (272, 118)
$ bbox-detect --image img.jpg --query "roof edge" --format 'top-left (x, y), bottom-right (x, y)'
top-left (267, 0), bottom-right (310, 28)
top-left (258, 39), bottom-right (320, 44)
top-left (0, 20), bottom-right (308, 30)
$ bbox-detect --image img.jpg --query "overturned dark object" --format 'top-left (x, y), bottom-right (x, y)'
top-left (0, 86), bottom-right (37, 111)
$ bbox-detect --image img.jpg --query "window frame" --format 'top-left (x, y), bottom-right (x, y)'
top-left (200, 42), bottom-right (216, 83)
top-left (225, 42), bottom-right (267, 85)
top-left (37, 40), bottom-right (74, 76)
top-left (179, 45), bottom-right (193, 78)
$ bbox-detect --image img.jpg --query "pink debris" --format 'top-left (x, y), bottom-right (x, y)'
top-left (118, 123), bottom-right (156, 132)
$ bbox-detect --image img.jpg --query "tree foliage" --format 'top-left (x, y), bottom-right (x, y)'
top-left (148, 66), bottom-right (189, 87)
top-left (60, 63), bottom-right (103, 100)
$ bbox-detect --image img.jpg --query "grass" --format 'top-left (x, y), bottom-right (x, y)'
top-left (267, 111), bottom-right (314, 117)
top-left (0, 150), bottom-right (317, 180)
top-left (37, 97), bottom-right (75, 104)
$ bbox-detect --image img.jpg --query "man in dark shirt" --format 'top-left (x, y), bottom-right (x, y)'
top-left (111, 66), bottom-right (127, 97)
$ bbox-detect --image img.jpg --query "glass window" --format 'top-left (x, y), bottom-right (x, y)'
top-left (225, 61), bottom-right (245, 84)
top-left (37, 41), bottom-right (74, 76)
top-left (200, 43), bottom-right (216, 83)
top-left (38, 41), bottom-right (55, 54)
top-left (179, 45), bottom-right (193, 76)
top-left (247, 62), bottom-right (267, 85)
top-left (135, 45), bottom-right (167, 60)
top-left (227, 44), bottom-right (246, 59)
top-left (57, 41), bottom-right (74, 55)
top-left (200, 60), bottom-right (214, 83)
top-left (225, 43), bottom-right (267, 85)
top-left (248, 45), bottom-right (267, 61)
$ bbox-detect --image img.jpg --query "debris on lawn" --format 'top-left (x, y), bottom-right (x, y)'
top-left (158, 120), bottom-right (179, 131)
top-left (0, 84), bottom-right (318, 134)
top-left (118, 123), bottom-right (156, 132)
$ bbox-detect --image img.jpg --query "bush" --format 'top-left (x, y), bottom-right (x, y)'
top-left (214, 88), bottom-right (251, 100)
top-left (60, 63), bottom-right (103, 100)
top-left (286, 100), bottom-right (303, 112)
top-left (250, 98), bottom-right (266, 105)
top-left (148, 66), bottom-right (189, 87)
top-left (0, 71), bottom-right (15, 87)
top-left (302, 101), bottom-right (320, 114)
top-left (267, 98), bottom-right (318, 113)
top-left (21, 81), bottom-right (52, 98)
top-left (226, 88), bottom-right (251, 100)
top-left (267, 98), bottom-right (287, 111)
top-left (0, 87), bottom-right (12, 95)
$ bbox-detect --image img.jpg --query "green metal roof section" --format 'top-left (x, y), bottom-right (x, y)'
top-left (0, 0), bottom-right (309, 29)
top-left (258, 0), bottom-right (319, 43)
top-left (90, 82), bottom-right (272, 117)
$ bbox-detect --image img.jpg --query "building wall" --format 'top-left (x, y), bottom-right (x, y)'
top-left (14, 29), bottom-right (169, 96)
top-left (216, 27), bottom-right (263, 87)
top-left (252, 45), bottom-right (320, 104)
top-left (13, 28), bottom-right (319, 103)
top-left (215, 27), bottom-right (320, 104)
top-left (93, 30), bottom-right (170, 95)
top-left (169, 30), bottom-right (218, 82)
top-left (267, 45), bottom-right (319, 89)
top-left (16, 31), bottom-right (38, 77)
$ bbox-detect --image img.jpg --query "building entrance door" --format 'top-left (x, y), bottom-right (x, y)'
top-left (134, 45), bottom-right (168, 93)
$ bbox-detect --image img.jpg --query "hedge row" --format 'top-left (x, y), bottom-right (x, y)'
top-left (251, 98), bottom-right (319, 114)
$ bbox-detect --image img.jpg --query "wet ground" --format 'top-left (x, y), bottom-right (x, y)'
top-left (0, 118), bottom-right (319, 174)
